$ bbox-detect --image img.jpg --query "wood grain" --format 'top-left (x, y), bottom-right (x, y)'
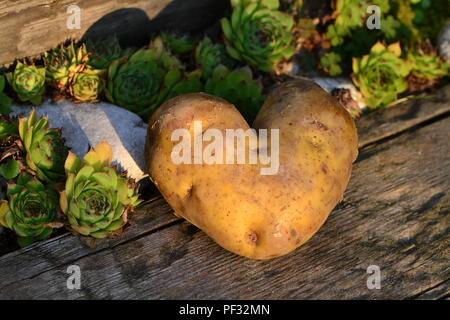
top-left (0, 112), bottom-right (448, 299)
top-left (357, 85), bottom-right (450, 148)
top-left (0, 0), bottom-right (228, 65)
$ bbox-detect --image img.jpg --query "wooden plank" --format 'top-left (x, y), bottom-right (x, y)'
top-left (0, 196), bottom-right (179, 287)
top-left (357, 85), bottom-right (450, 148)
top-left (0, 112), bottom-right (448, 299)
top-left (0, 0), bottom-right (228, 65)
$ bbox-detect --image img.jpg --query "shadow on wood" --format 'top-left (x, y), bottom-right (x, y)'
top-left (0, 0), bottom-right (229, 65)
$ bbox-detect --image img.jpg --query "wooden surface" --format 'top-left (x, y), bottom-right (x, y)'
top-left (0, 0), bottom-right (228, 66)
top-left (0, 85), bottom-right (448, 299)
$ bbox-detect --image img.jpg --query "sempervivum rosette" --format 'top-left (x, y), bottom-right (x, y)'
top-left (195, 37), bottom-right (235, 79)
top-left (68, 68), bottom-right (105, 103)
top-left (60, 141), bottom-right (141, 239)
top-left (86, 35), bottom-right (127, 70)
top-left (0, 174), bottom-right (62, 246)
top-left (18, 109), bottom-right (69, 183)
top-left (352, 42), bottom-right (411, 109)
top-left (221, 0), bottom-right (295, 72)
top-left (105, 38), bottom-right (201, 117)
top-left (6, 62), bottom-right (46, 105)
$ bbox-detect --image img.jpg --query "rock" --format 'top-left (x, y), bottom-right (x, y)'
top-left (438, 20), bottom-right (450, 63)
top-left (312, 77), bottom-right (367, 110)
top-left (11, 100), bottom-right (148, 181)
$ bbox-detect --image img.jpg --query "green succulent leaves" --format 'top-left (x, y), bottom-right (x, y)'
top-left (105, 39), bottom-right (173, 114)
top-left (352, 42), bottom-right (411, 109)
top-left (205, 65), bottom-right (264, 122)
top-left (45, 42), bottom-right (89, 92)
top-left (0, 76), bottom-right (13, 114)
top-left (69, 68), bottom-right (105, 103)
top-left (6, 62), bottom-right (46, 105)
top-left (407, 47), bottom-right (449, 81)
top-left (86, 36), bottom-right (126, 70)
top-left (60, 141), bottom-right (141, 239)
top-left (161, 32), bottom-right (197, 55)
top-left (195, 37), bottom-right (234, 80)
top-left (320, 52), bottom-right (343, 76)
top-left (221, 0), bottom-right (295, 72)
top-left (106, 38), bottom-right (201, 116)
top-left (19, 109), bottom-right (68, 183)
top-left (0, 174), bottom-right (61, 247)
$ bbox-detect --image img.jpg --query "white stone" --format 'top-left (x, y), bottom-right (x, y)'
top-left (11, 100), bottom-right (148, 181)
top-left (438, 20), bottom-right (450, 63)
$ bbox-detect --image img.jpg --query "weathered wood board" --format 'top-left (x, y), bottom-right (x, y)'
top-left (0, 87), bottom-right (448, 299)
top-left (0, 0), bottom-right (228, 65)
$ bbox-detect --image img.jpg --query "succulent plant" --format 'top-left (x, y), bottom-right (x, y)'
top-left (352, 42), bottom-right (411, 109)
top-left (68, 68), bottom-right (105, 103)
top-left (320, 52), bottom-right (343, 76)
top-left (326, 0), bottom-right (393, 47)
top-left (19, 109), bottom-right (68, 183)
top-left (45, 41), bottom-right (89, 94)
top-left (0, 115), bottom-right (18, 140)
top-left (60, 141), bottom-right (141, 239)
top-left (0, 75), bottom-right (12, 114)
top-left (161, 32), bottom-right (197, 55)
top-left (86, 36), bottom-right (127, 70)
top-left (195, 37), bottom-right (235, 79)
top-left (205, 65), bottom-right (264, 122)
top-left (6, 62), bottom-right (46, 105)
top-left (0, 115), bottom-right (21, 180)
top-left (0, 174), bottom-right (62, 246)
top-left (406, 46), bottom-right (449, 82)
top-left (221, 0), bottom-right (295, 72)
top-left (105, 38), bottom-right (200, 116)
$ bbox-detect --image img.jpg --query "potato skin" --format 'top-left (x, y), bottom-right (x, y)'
top-left (145, 80), bottom-right (358, 259)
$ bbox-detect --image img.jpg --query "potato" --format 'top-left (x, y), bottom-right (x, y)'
top-left (145, 79), bottom-right (358, 259)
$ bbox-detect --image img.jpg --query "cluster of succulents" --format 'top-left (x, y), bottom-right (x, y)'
top-left (45, 41), bottom-right (106, 103)
top-left (352, 41), bottom-right (449, 109)
top-left (0, 110), bottom-right (141, 247)
top-left (1, 26), bottom-right (270, 125)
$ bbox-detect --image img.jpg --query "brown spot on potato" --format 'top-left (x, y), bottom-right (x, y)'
top-left (310, 120), bottom-right (329, 131)
top-left (185, 185), bottom-right (194, 199)
top-left (246, 231), bottom-right (258, 246)
top-left (321, 164), bottom-right (328, 175)
top-left (290, 229), bottom-right (297, 237)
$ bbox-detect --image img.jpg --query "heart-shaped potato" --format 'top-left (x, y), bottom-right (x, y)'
top-left (145, 79), bottom-right (358, 259)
